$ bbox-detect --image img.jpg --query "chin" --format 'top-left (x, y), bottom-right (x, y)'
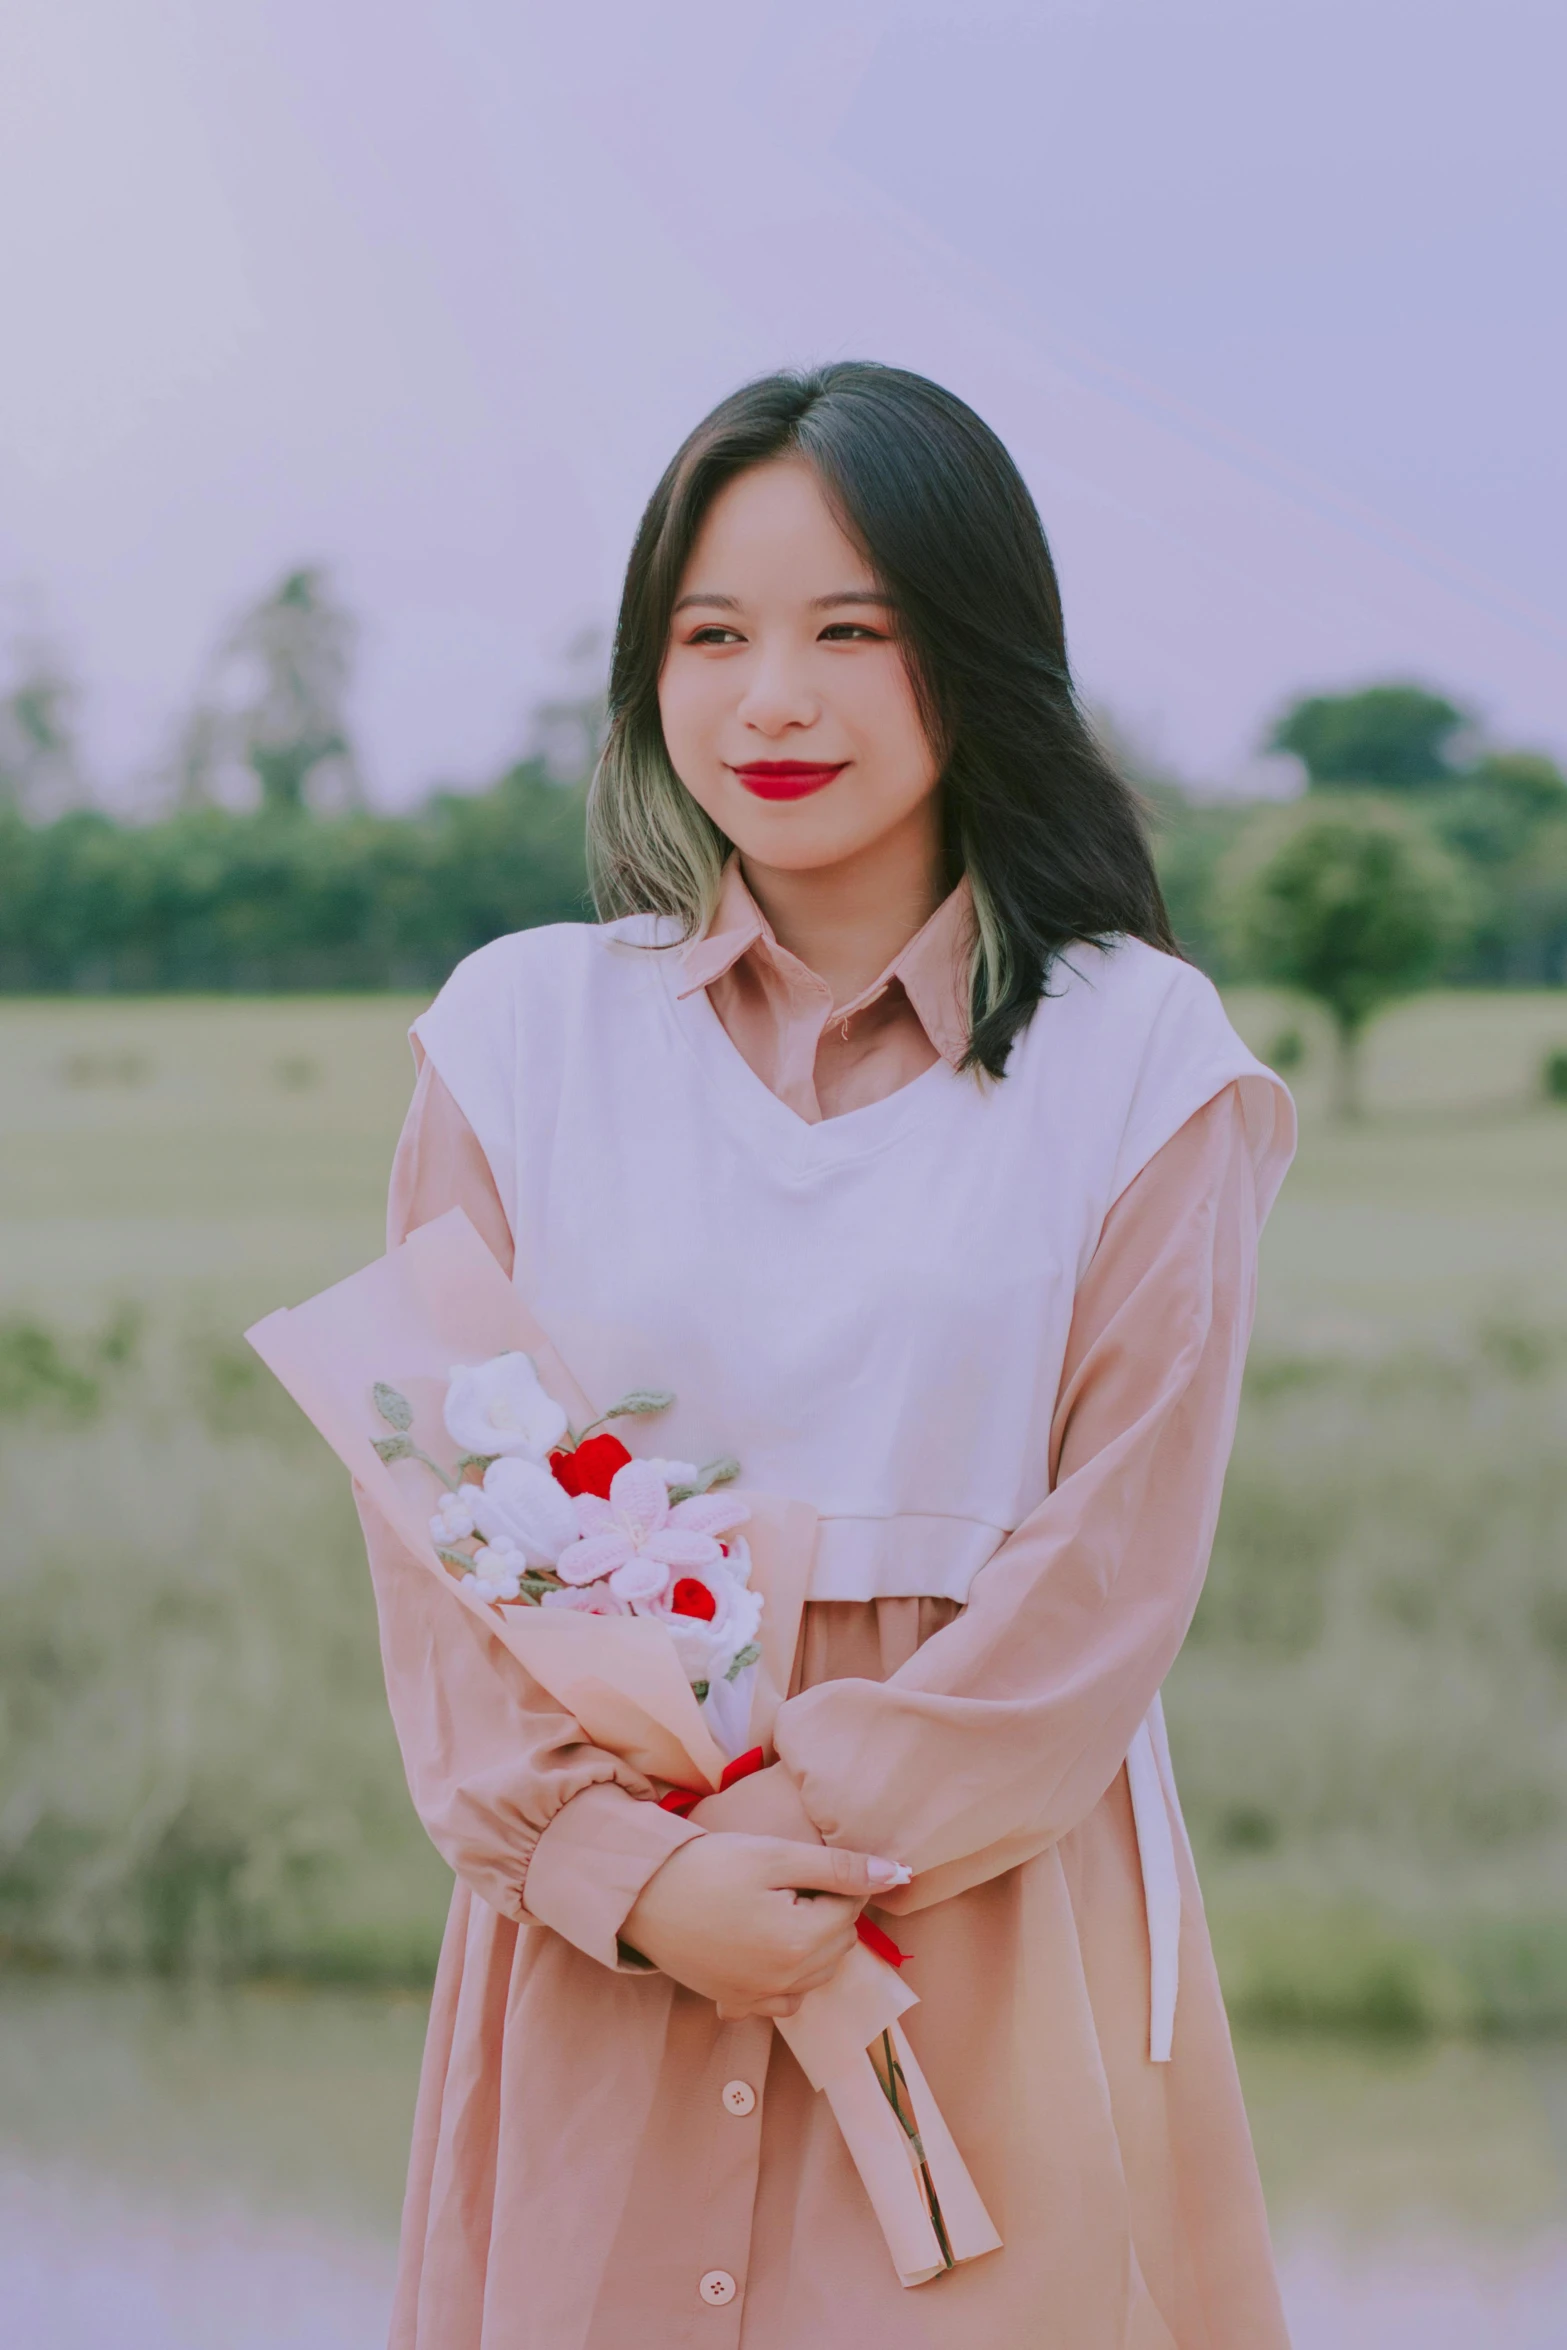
top-left (727, 819), bottom-right (867, 872)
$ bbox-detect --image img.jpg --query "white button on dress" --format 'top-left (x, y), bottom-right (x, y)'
top-left (698, 2269), bottom-right (737, 2306)
top-left (721, 2079), bottom-right (756, 2117)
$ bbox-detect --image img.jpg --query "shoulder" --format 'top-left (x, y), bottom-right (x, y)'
top-left (1021, 937), bottom-right (1231, 1082)
top-left (426, 918), bottom-right (607, 1004)
top-left (1044, 935), bottom-right (1215, 1030)
top-left (409, 920), bottom-right (680, 1198)
top-left (420, 915), bottom-right (681, 1034)
top-left (1027, 936), bottom-right (1296, 1218)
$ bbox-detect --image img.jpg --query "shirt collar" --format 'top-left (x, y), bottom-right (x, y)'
top-left (677, 857), bottom-right (974, 1070)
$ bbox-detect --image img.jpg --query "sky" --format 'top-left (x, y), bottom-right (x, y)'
top-left (0, 0), bottom-right (1562, 808)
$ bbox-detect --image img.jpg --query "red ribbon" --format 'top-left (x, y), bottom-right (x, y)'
top-left (852, 1913), bottom-right (911, 1969)
top-left (660, 1745), bottom-right (910, 1968)
top-left (658, 1745), bottom-right (768, 1816)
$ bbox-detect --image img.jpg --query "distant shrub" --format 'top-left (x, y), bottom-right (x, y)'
top-left (1211, 1903), bottom-right (1465, 2037)
top-left (0, 1307), bottom-right (141, 1422)
top-left (1543, 1047), bottom-right (1567, 1103)
top-left (0, 765), bottom-right (590, 994)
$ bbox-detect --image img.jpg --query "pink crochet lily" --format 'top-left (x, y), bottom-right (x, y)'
top-left (554, 1459), bottom-right (750, 1603)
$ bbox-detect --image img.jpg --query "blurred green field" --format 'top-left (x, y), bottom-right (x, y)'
top-left (3, 986), bottom-right (1567, 2025)
top-left (6, 985), bottom-right (1567, 1340)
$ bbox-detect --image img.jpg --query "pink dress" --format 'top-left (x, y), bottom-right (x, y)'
top-left (359, 866), bottom-right (1296, 2348)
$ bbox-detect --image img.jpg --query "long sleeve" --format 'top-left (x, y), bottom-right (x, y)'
top-left (359, 1054), bottom-right (702, 1966)
top-left (716, 1083), bottom-right (1259, 1904)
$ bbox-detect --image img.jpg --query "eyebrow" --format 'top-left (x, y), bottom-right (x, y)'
top-left (670, 588), bottom-right (895, 614)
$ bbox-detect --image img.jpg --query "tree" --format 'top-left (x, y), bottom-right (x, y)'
top-left (1220, 797), bottom-right (1472, 1118)
top-left (1470, 749), bottom-right (1567, 820)
top-left (522, 626), bottom-right (608, 785)
top-left (1503, 818), bottom-right (1567, 988)
top-left (176, 567), bottom-right (362, 814)
top-left (1426, 752), bottom-right (1567, 984)
top-left (0, 630), bottom-right (81, 820)
top-left (1270, 683), bottom-right (1471, 793)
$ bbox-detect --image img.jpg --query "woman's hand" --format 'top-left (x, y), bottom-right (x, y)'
top-left (621, 1833), bottom-right (907, 2020)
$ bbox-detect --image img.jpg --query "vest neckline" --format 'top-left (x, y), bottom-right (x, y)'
top-left (650, 938), bottom-right (968, 1170)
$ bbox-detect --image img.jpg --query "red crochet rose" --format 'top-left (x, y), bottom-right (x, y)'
top-left (548, 1432), bottom-right (633, 1499)
top-left (669, 1576), bottom-right (718, 1622)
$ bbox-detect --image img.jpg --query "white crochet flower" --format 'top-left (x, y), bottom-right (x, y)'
top-left (635, 1562), bottom-right (763, 1685)
top-left (468, 1542), bottom-right (524, 1602)
top-left (641, 1458), bottom-right (701, 1491)
top-left (444, 1353), bottom-right (568, 1462)
top-left (430, 1486), bottom-right (480, 1547)
top-left (712, 1534), bottom-right (753, 1587)
top-left (554, 1459), bottom-right (750, 1604)
top-left (471, 1456), bottom-right (577, 1565)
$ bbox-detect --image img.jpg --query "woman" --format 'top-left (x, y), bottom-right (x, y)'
top-left (363, 362), bottom-right (1295, 2348)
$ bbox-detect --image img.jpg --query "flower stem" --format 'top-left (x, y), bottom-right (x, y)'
top-left (872, 2030), bottom-right (955, 2271)
top-left (409, 1444), bottom-right (460, 1491)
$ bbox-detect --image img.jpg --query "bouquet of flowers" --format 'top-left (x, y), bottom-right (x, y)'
top-left (369, 1352), bottom-right (764, 1744)
top-left (246, 1209), bottom-right (1000, 2289)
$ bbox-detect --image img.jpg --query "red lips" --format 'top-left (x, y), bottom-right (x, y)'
top-left (733, 761), bottom-right (847, 802)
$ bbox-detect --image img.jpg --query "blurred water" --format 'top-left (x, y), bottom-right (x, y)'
top-left (0, 1978), bottom-right (1563, 2348)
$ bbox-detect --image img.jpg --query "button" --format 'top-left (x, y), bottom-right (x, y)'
top-left (699, 2270), bottom-right (737, 2307)
top-left (721, 2079), bottom-right (756, 2117)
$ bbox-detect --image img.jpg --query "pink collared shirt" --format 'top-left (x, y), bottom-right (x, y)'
top-left (677, 860), bottom-right (974, 1123)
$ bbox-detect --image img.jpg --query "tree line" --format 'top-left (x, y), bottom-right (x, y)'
top-left (2, 575), bottom-right (1564, 1089)
top-left (1157, 684), bottom-right (1567, 992)
top-left (1154, 683), bottom-right (1567, 1110)
top-left (0, 570), bottom-right (597, 991)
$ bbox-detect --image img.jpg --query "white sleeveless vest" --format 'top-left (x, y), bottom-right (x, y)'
top-left (415, 917), bottom-right (1292, 1606)
top-left (415, 918), bottom-right (1294, 2061)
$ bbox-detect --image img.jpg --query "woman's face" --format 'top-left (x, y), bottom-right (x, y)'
top-left (658, 457), bottom-right (941, 873)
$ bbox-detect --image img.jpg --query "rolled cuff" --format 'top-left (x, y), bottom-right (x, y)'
top-left (522, 1782), bottom-right (706, 1970)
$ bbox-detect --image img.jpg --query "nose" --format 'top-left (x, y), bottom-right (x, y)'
top-left (735, 643), bottom-right (819, 739)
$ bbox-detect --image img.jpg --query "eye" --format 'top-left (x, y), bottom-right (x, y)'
top-left (818, 621), bottom-right (886, 642)
top-left (684, 624), bottom-right (744, 647)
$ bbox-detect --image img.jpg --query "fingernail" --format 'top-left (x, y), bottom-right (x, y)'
top-left (867, 1859), bottom-right (912, 1888)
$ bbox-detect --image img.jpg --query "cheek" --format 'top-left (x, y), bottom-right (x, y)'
top-left (851, 658), bottom-right (938, 796)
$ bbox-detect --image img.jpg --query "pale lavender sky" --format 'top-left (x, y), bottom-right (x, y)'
top-left (0, 0), bottom-right (1562, 806)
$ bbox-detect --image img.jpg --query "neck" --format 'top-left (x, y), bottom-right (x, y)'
top-left (738, 801), bottom-right (947, 1006)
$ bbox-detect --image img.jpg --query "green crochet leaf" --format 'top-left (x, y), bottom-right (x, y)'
top-left (605, 1388), bottom-right (677, 1418)
top-left (372, 1382), bottom-right (414, 1432)
top-left (693, 1456), bottom-right (741, 1491)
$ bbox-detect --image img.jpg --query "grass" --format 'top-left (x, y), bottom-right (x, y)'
top-left (0, 1310), bottom-right (451, 1978)
top-left (1177, 1322), bottom-right (1567, 2033)
top-left (2, 987), bottom-right (1566, 2021)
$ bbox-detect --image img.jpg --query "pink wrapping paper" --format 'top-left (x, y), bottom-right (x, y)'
top-left (245, 1209), bottom-right (1000, 2288)
top-left (247, 1211), bottom-right (728, 1792)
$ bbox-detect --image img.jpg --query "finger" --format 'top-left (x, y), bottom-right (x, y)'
top-left (716, 1993), bottom-right (802, 2021)
top-left (765, 1842), bottom-right (912, 1902)
top-left (782, 1956), bottom-right (849, 1996)
top-left (785, 1910), bottom-right (861, 1969)
top-left (778, 1937), bottom-right (861, 2001)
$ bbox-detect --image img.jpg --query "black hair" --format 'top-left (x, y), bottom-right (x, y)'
top-left (589, 361), bottom-right (1176, 1077)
